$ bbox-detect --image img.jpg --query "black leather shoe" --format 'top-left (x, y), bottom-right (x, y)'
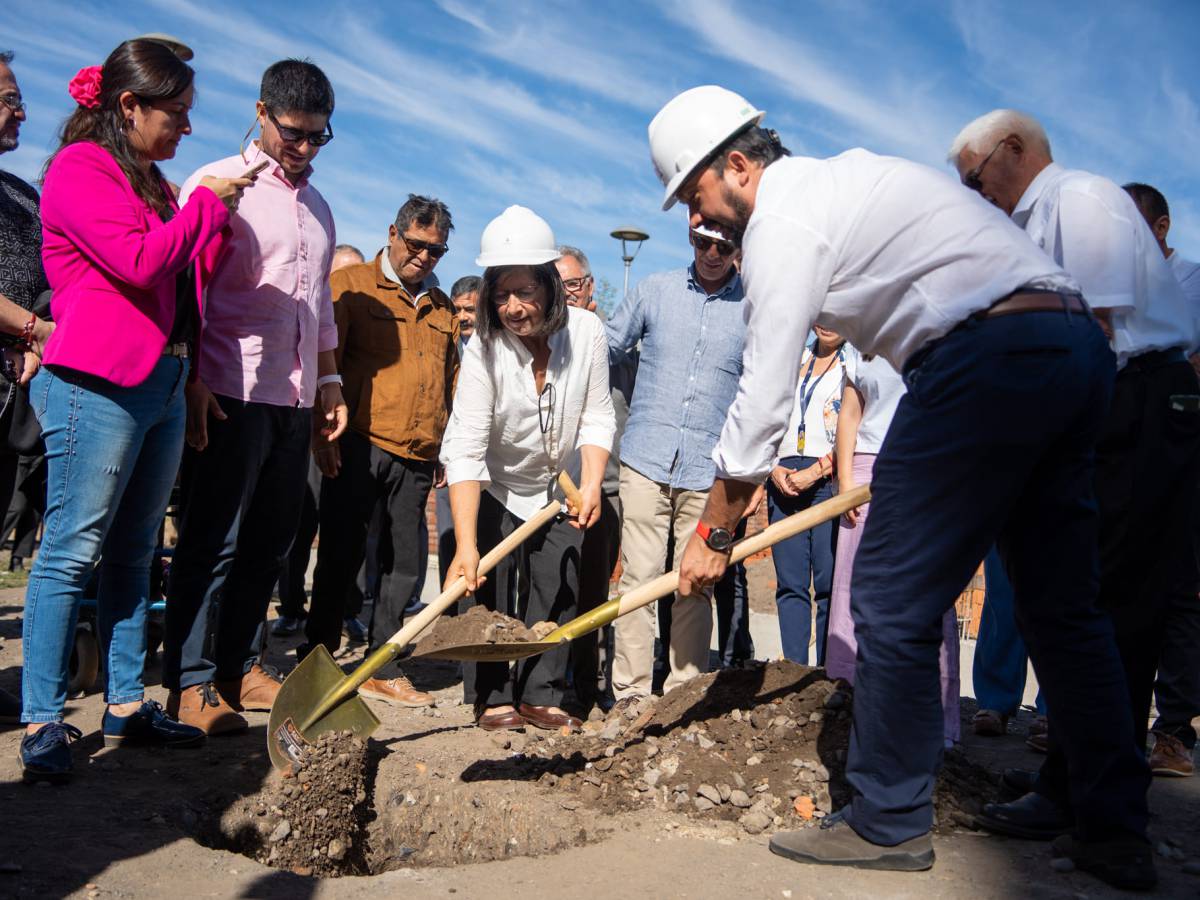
top-left (976, 791), bottom-right (1073, 840)
top-left (1001, 767), bottom-right (1038, 795)
top-left (343, 617), bottom-right (369, 643)
top-left (1052, 833), bottom-right (1157, 891)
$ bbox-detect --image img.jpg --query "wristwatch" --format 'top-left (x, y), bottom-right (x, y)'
top-left (696, 521), bottom-right (734, 553)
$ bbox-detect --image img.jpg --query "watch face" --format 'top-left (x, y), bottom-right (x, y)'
top-left (707, 528), bottom-right (734, 552)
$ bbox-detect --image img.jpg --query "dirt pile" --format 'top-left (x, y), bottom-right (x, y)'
top-left (413, 604), bottom-right (554, 655)
top-left (467, 660), bottom-right (997, 836)
top-left (200, 730), bottom-right (374, 876)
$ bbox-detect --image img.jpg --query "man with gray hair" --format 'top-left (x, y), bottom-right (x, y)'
top-left (950, 111), bottom-right (1199, 852)
top-left (331, 243), bottom-right (365, 272)
top-left (301, 195), bottom-right (460, 709)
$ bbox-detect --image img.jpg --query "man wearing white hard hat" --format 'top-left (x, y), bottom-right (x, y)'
top-left (440, 206), bottom-right (615, 732)
top-left (604, 220), bottom-right (749, 702)
top-left (652, 85), bottom-right (1152, 888)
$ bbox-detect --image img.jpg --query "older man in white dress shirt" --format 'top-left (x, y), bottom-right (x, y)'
top-left (949, 111), bottom-right (1200, 848)
top-left (649, 86), bottom-right (1153, 890)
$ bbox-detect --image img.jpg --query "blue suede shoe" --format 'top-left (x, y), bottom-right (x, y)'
top-left (102, 700), bottom-right (205, 749)
top-left (19, 722), bottom-right (83, 784)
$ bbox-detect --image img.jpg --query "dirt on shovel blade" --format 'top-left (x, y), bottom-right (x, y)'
top-left (413, 604), bottom-right (555, 655)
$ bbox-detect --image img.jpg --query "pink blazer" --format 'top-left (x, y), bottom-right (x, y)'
top-left (39, 141), bottom-right (230, 386)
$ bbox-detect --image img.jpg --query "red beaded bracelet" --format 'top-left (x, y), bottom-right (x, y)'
top-left (19, 312), bottom-right (36, 349)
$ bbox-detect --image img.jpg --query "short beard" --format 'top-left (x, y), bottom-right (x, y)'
top-left (719, 181), bottom-right (753, 239)
top-left (0, 133), bottom-right (17, 153)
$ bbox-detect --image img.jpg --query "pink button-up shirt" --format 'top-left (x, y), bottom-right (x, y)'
top-left (180, 143), bottom-right (337, 408)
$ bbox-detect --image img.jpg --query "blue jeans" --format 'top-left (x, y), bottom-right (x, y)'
top-left (21, 357), bottom-right (188, 722)
top-left (844, 310), bottom-right (1148, 846)
top-left (715, 518), bottom-right (754, 667)
top-left (974, 547), bottom-right (1045, 716)
top-left (767, 455), bottom-right (836, 664)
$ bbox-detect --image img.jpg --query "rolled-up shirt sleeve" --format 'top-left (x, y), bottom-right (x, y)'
top-left (440, 337), bottom-right (495, 489)
top-left (578, 315), bottom-right (617, 452)
top-left (713, 212), bottom-right (834, 482)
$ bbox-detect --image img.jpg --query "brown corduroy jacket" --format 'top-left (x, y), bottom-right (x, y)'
top-left (331, 253), bottom-right (460, 461)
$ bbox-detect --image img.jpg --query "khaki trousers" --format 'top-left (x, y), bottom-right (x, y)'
top-left (611, 464), bottom-right (712, 699)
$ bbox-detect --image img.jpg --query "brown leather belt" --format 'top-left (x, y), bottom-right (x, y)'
top-left (972, 290), bottom-right (1088, 321)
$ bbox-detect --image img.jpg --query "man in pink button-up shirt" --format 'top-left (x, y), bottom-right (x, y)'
top-left (163, 60), bottom-right (349, 734)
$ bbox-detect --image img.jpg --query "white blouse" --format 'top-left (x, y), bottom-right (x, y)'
top-left (441, 306), bottom-right (616, 519)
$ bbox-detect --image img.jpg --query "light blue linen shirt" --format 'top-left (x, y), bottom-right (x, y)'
top-left (605, 264), bottom-right (746, 491)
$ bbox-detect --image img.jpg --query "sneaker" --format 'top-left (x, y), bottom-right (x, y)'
top-left (359, 676), bottom-right (434, 708)
top-left (769, 809), bottom-right (934, 871)
top-left (1149, 731), bottom-right (1195, 777)
top-left (102, 700), bottom-right (205, 749)
top-left (271, 615), bottom-right (304, 636)
top-left (0, 687), bottom-right (20, 724)
top-left (216, 664), bottom-right (282, 712)
top-left (342, 617), bottom-right (369, 644)
top-left (168, 683), bottom-right (247, 735)
top-left (19, 722), bottom-right (83, 784)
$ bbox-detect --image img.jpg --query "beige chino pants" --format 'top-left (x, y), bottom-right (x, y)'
top-left (611, 464), bottom-right (712, 699)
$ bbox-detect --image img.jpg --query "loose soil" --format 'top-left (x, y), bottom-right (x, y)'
top-left (412, 604), bottom-right (554, 655)
top-left (194, 660), bottom-right (994, 877)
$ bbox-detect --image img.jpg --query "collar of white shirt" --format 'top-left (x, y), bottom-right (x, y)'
top-left (379, 252), bottom-right (439, 305)
top-left (1012, 162), bottom-right (1062, 228)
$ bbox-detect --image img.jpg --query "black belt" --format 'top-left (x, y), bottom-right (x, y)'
top-left (1121, 348), bottom-right (1186, 373)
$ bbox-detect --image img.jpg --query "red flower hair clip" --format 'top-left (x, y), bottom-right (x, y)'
top-left (68, 66), bottom-right (104, 109)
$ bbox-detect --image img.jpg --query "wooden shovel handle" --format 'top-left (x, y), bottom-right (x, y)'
top-left (378, 472), bottom-right (581, 650)
top-left (557, 470), bottom-right (584, 515)
top-left (544, 483), bottom-right (870, 643)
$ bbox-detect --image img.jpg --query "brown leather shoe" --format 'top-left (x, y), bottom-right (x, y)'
top-left (518, 703), bottom-right (582, 731)
top-left (1149, 732), bottom-right (1195, 777)
top-left (216, 664), bottom-right (282, 712)
top-left (476, 706), bottom-right (526, 731)
top-left (359, 676), bottom-right (434, 708)
top-left (167, 684), bottom-right (248, 735)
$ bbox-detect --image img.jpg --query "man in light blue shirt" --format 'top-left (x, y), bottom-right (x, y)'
top-left (606, 224), bottom-right (747, 700)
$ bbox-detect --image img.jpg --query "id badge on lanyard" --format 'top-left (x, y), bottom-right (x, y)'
top-left (796, 350), bottom-right (837, 454)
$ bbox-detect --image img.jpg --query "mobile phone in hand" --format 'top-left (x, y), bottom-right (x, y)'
top-left (241, 160), bottom-right (269, 180)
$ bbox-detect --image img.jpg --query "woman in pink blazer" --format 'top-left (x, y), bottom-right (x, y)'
top-left (19, 39), bottom-right (252, 782)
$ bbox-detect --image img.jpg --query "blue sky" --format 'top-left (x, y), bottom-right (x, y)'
top-left (5, 0), bottom-right (1199, 310)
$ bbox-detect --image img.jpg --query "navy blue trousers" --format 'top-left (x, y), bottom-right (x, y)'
top-left (843, 311), bottom-right (1149, 846)
top-left (974, 547), bottom-right (1045, 716)
top-left (767, 455), bottom-right (837, 665)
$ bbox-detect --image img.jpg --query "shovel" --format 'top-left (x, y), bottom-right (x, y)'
top-left (267, 471), bottom-right (584, 770)
top-left (412, 483), bottom-right (871, 663)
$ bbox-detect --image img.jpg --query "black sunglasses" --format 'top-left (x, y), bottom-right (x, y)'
top-left (963, 139), bottom-right (1005, 192)
top-left (401, 234), bottom-right (449, 259)
top-left (267, 108), bottom-right (334, 147)
top-left (690, 232), bottom-right (736, 257)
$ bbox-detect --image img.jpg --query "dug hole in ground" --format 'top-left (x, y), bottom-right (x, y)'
top-left (1, 554), bottom-right (1198, 898)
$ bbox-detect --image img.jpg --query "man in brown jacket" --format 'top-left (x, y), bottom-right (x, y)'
top-left (301, 195), bottom-right (459, 707)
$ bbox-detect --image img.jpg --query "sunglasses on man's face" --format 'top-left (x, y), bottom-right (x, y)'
top-left (401, 234), bottom-right (449, 259)
top-left (962, 139), bottom-right (1005, 193)
top-left (267, 108), bottom-right (334, 147)
top-left (690, 232), bottom-right (736, 257)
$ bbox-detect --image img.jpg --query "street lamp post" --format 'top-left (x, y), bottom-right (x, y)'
top-left (610, 226), bottom-right (650, 298)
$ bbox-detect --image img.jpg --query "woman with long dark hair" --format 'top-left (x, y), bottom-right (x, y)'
top-left (19, 39), bottom-right (250, 782)
top-left (441, 206), bottom-right (614, 732)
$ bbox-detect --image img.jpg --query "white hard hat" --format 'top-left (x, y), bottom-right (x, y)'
top-left (475, 206), bottom-right (561, 268)
top-left (649, 85), bottom-right (765, 211)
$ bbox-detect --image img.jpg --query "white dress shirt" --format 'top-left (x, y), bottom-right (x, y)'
top-left (713, 150), bottom-right (1077, 482)
top-left (1012, 163), bottom-right (1196, 368)
top-left (441, 306), bottom-right (616, 519)
top-left (1168, 251), bottom-right (1200, 353)
top-left (843, 346), bottom-right (906, 455)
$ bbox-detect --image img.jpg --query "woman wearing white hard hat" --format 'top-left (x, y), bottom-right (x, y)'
top-left (440, 206), bottom-right (615, 732)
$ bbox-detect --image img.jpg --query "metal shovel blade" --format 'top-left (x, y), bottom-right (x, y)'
top-left (266, 644), bottom-right (380, 771)
top-left (411, 639), bottom-right (562, 662)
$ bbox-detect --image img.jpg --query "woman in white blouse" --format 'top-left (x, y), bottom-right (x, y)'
top-left (440, 206), bottom-right (615, 732)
